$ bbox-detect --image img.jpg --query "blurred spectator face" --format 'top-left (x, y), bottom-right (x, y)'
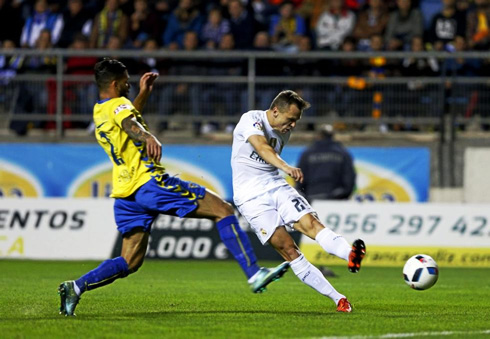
top-left (155, 0), bottom-right (169, 11)
top-left (453, 36), bottom-right (466, 51)
top-left (341, 39), bottom-right (355, 52)
top-left (68, 0), bottom-right (83, 15)
top-left (397, 0), bottom-right (411, 12)
top-left (442, 0), bottom-right (455, 8)
top-left (411, 36), bottom-right (424, 51)
top-left (134, 0), bottom-right (148, 12)
top-left (179, 0), bottom-right (193, 10)
top-left (369, 0), bottom-right (383, 10)
top-left (228, 0), bottom-right (243, 19)
top-left (183, 31), bottom-right (198, 50)
top-left (279, 3), bottom-right (294, 19)
top-left (3, 40), bottom-right (16, 49)
top-left (35, 0), bottom-right (48, 13)
top-left (208, 8), bottom-right (222, 26)
top-left (475, 0), bottom-right (488, 7)
top-left (71, 37), bottom-right (88, 50)
top-left (370, 35), bottom-right (384, 51)
top-left (144, 39), bottom-right (158, 50)
top-left (219, 33), bottom-right (235, 50)
top-left (254, 31), bottom-right (270, 48)
top-left (36, 30), bottom-right (51, 49)
top-left (107, 35), bottom-right (122, 49)
top-left (330, 0), bottom-right (343, 11)
top-left (297, 35), bottom-right (311, 52)
top-left (106, 0), bottom-right (119, 12)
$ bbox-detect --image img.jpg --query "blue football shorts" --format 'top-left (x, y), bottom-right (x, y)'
top-left (114, 175), bottom-right (206, 235)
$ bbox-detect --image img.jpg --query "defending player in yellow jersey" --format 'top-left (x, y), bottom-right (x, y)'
top-left (57, 58), bottom-right (289, 316)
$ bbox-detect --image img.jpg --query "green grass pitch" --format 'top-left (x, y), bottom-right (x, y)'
top-left (0, 260), bottom-right (489, 338)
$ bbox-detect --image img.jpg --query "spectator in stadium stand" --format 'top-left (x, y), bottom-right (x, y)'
top-left (467, 0), bottom-right (490, 50)
top-left (395, 35), bottom-right (439, 130)
top-left (367, 34), bottom-right (389, 78)
top-left (136, 39), bottom-right (164, 74)
top-left (162, 0), bottom-right (203, 48)
top-left (64, 34), bottom-right (98, 127)
top-left (352, 0), bottom-right (390, 51)
top-left (11, 29), bottom-right (56, 135)
top-left (444, 36), bottom-right (481, 76)
top-left (0, 0), bottom-right (24, 45)
top-left (297, 0), bottom-right (327, 30)
top-left (282, 35), bottom-right (317, 117)
top-left (269, 1), bottom-right (307, 52)
top-left (128, 0), bottom-right (160, 49)
top-left (153, 0), bottom-right (175, 44)
top-left (200, 33), bottom-right (245, 125)
top-left (314, 0), bottom-right (355, 50)
top-left (57, 0), bottom-right (93, 48)
top-left (0, 40), bottom-right (22, 132)
top-left (89, 0), bottom-right (129, 49)
top-left (331, 36), bottom-right (363, 76)
top-left (159, 31), bottom-right (205, 119)
top-left (201, 7), bottom-right (230, 49)
top-left (401, 36), bottom-right (439, 77)
top-left (249, 0), bottom-right (277, 32)
top-left (427, 0), bottom-right (466, 51)
top-left (384, 0), bottom-right (423, 51)
top-left (227, 0), bottom-right (255, 49)
top-left (296, 124), bottom-right (356, 202)
top-left (20, 0), bottom-right (62, 48)
top-left (105, 35), bottom-right (137, 73)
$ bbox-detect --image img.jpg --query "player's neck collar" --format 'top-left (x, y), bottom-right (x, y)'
top-left (97, 98), bottom-right (112, 104)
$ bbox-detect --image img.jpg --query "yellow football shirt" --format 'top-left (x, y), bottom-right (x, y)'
top-left (93, 97), bottom-right (165, 198)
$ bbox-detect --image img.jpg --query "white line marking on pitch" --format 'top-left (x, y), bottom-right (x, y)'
top-left (316, 329), bottom-right (490, 339)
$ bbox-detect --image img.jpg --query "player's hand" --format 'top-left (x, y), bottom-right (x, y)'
top-left (146, 135), bottom-right (162, 162)
top-left (139, 72), bottom-right (159, 93)
top-left (284, 165), bottom-right (304, 183)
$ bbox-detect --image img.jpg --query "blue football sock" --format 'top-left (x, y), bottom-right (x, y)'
top-left (216, 215), bottom-right (259, 279)
top-left (75, 256), bottom-right (130, 294)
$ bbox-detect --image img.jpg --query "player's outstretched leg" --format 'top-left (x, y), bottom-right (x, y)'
top-left (269, 227), bottom-right (352, 312)
top-left (296, 214), bottom-right (366, 273)
top-left (216, 215), bottom-right (290, 293)
top-left (348, 239), bottom-right (366, 273)
top-left (190, 189), bottom-right (289, 292)
top-left (58, 257), bottom-right (130, 316)
top-left (58, 230), bottom-right (146, 316)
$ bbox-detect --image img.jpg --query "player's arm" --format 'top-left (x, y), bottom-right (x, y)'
top-left (132, 72), bottom-right (158, 113)
top-left (248, 134), bottom-right (303, 183)
top-left (121, 116), bottom-right (162, 161)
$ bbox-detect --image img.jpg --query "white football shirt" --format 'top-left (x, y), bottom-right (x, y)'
top-left (231, 110), bottom-right (291, 205)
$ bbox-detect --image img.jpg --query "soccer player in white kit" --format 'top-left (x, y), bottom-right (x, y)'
top-left (231, 90), bottom-right (366, 312)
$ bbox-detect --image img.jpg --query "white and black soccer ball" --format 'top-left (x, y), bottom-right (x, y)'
top-left (403, 254), bottom-right (439, 290)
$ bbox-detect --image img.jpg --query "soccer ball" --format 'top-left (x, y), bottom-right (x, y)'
top-left (403, 254), bottom-right (439, 290)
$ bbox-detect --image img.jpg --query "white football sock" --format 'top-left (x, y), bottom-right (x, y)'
top-left (290, 254), bottom-right (344, 305)
top-left (248, 269), bottom-right (261, 284)
top-left (73, 281), bottom-right (81, 296)
top-left (315, 227), bottom-right (351, 261)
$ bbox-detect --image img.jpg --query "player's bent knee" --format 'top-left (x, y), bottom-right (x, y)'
top-left (217, 200), bottom-right (235, 218)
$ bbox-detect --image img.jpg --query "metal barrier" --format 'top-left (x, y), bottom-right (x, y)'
top-left (1, 49), bottom-right (490, 137)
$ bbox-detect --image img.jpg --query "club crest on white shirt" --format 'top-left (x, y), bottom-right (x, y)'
top-left (253, 121), bottom-right (263, 131)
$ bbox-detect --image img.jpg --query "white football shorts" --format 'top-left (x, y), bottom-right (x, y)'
top-left (236, 184), bottom-right (315, 244)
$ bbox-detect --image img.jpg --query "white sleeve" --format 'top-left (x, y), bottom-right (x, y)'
top-left (240, 113), bottom-right (265, 142)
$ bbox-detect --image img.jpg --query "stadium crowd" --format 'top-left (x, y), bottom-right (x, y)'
top-left (1, 0), bottom-right (490, 134)
top-left (1, 0), bottom-right (490, 76)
